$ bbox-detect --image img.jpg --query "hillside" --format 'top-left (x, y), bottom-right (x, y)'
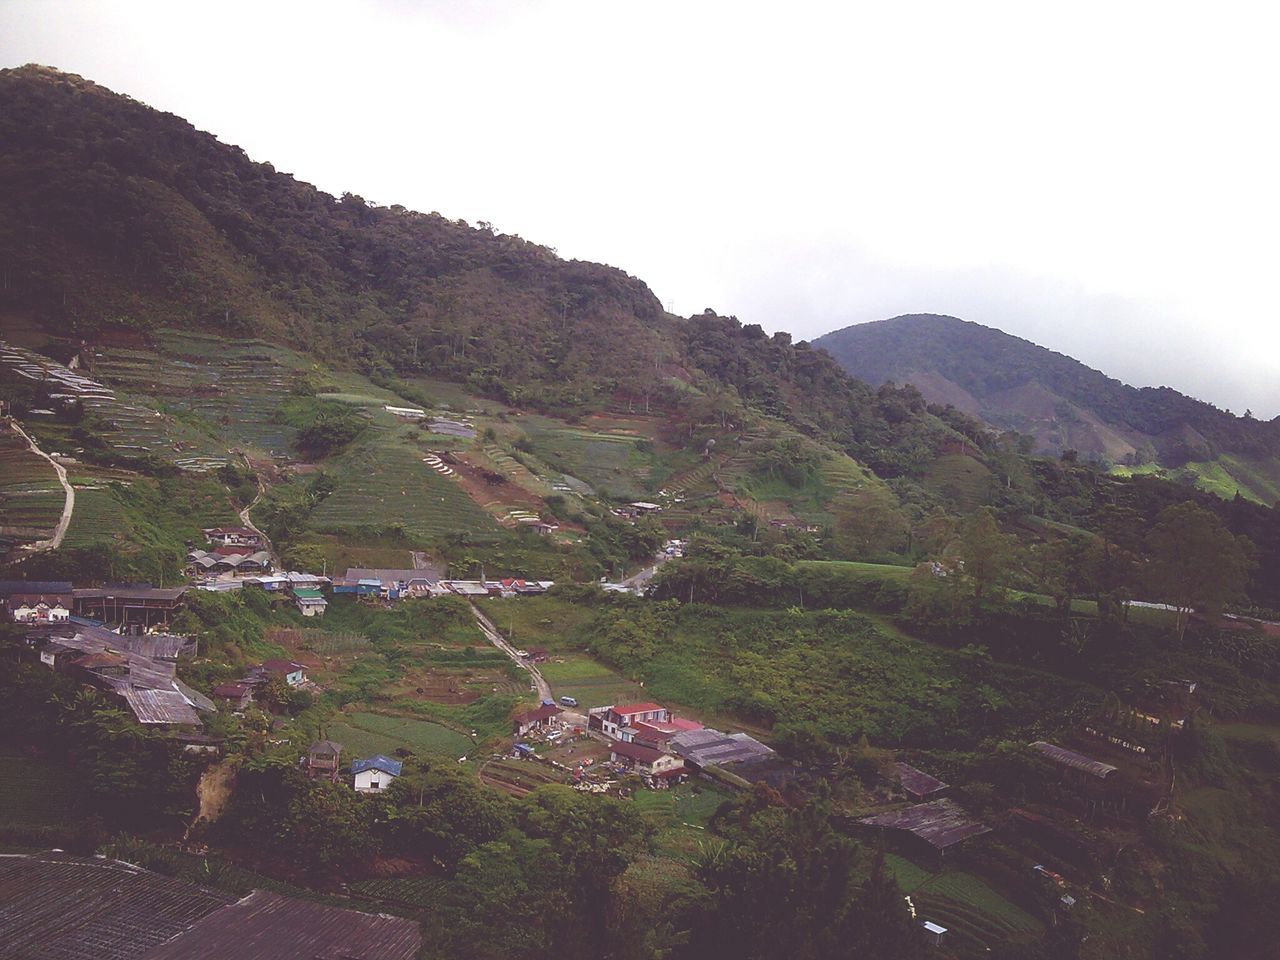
top-left (815, 314), bottom-right (1280, 502)
top-left (0, 64), bottom-right (963, 478)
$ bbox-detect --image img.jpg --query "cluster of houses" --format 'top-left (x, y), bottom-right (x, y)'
top-left (24, 620), bottom-right (215, 732)
top-left (186, 527), bottom-right (272, 577)
top-left (331, 567), bottom-right (552, 602)
top-left (511, 697), bottom-right (779, 790)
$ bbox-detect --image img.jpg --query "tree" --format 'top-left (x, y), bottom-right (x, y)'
top-left (830, 486), bottom-right (909, 559)
top-left (1146, 501), bottom-right (1254, 641)
top-left (958, 508), bottom-right (1015, 603)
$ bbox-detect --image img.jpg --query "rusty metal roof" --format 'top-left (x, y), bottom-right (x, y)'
top-left (1030, 742), bottom-right (1118, 779)
top-left (859, 799), bottom-right (992, 850)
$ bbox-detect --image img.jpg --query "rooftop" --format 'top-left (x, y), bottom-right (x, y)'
top-left (610, 740), bottom-right (669, 765)
top-left (516, 703), bottom-right (563, 724)
top-left (0, 852), bottom-right (234, 960)
top-left (858, 798), bottom-right (992, 850)
top-left (896, 762), bottom-right (948, 797)
top-left (611, 702), bottom-right (665, 716)
top-left (670, 728), bottom-right (775, 767)
top-left (1030, 741), bottom-right (1119, 779)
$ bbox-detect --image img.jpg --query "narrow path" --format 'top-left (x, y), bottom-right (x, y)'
top-left (468, 601), bottom-right (553, 702)
top-left (8, 419), bottom-right (75, 559)
top-left (236, 456), bottom-right (277, 567)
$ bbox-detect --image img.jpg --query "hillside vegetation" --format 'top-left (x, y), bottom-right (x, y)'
top-left (815, 314), bottom-right (1280, 501)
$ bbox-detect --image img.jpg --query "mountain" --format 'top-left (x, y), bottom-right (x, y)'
top-left (815, 314), bottom-right (1280, 503)
top-left (0, 65), bottom-right (962, 473)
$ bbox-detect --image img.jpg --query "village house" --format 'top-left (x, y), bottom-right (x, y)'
top-left (293, 587), bottom-right (328, 617)
top-left (0, 580), bottom-right (72, 620)
top-left (212, 681), bottom-right (255, 710)
top-left (513, 702), bottom-right (563, 737)
top-left (9, 592), bottom-right (72, 623)
top-left (306, 740), bottom-right (342, 782)
top-left (608, 739), bottom-right (687, 783)
top-left (338, 568), bottom-right (437, 600)
top-left (352, 754), bottom-right (403, 793)
top-left (186, 548), bottom-right (272, 576)
top-left (592, 702), bottom-right (672, 740)
top-left (253, 659), bottom-right (308, 687)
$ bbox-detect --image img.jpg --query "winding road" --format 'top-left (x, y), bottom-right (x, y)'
top-left (8, 420), bottom-right (75, 560)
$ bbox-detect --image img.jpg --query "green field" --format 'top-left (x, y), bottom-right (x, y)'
top-left (538, 655), bottom-right (648, 711)
top-left (326, 711), bottom-right (475, 760)
top-left (520, 416), bottom-right (661, 500)
top-left (349, 875), bottom-right (448, 908)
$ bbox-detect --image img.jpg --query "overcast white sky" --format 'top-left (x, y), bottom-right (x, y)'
top-left (4, 0), bottom-right (1279, 415)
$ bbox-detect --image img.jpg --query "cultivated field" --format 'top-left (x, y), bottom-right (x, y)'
top-left (326, 711), bottom-right (475, 760)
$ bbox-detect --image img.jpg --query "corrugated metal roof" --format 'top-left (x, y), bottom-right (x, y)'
top-left (671, 729), bottom-right (775, 767)
top-left (122, 688), bottom-right (201, 725)
top-left (858, 799), bottom-right (992, 850)
top-left (1030, 742), bottom-right (1118, 779)
top-left (896, 762), bottom-right (948, 798)
top-left (143, 890), bottom-right (422, 960)
top-left (0, 852), bottom-right (235, 960)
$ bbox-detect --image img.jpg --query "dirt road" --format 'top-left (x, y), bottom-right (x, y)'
top-left (8, 419), bottom-right (75, 559)
top-left (468, 601), bottom-right (554, 702)
top-left (236, 457), bottom-right (277, 567)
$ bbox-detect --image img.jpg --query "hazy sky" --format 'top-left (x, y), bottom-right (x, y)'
top-left (4, 1), bottom-right (1279, 416)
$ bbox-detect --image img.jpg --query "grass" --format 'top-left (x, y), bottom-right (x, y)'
top-left (539, 655), bottom-right (648, 711)
top-left (925, 454), bottom-right (994, 509)
top-left (326, 711), bottom-right (476, 760)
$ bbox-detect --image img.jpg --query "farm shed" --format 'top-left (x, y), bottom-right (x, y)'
top-left (896, 762), bottom-right (949, 801)
top-left (353, 754), bottom-right (404, 792)
top-left (858, 799), bottom-right (992, 862)
top-left (609, 740), bottom-right (687, 780)
top-left (213, 681), bottom-right (254, 710)
top-left (513, 702), bottom-right (563, 737)
top-left (73, 585), bottom-right (187, 627)
top-left (0, 852), bottom-right (422, 960)
top-left (307, 740), bottom-right (343, 781)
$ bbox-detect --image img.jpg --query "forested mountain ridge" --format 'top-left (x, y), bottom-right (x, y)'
top-left (0, 64), bottom-right (963, 468)
top-left (815, 315), bottom-right (1280, 498)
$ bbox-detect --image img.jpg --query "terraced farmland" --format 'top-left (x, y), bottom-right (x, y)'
top-left (885, 855), bottom-right (1043, 949)
top-left (0, 425), bottom-right (64, 537)
top-left (349, 876), bottom-right (447, 909)
top-left (311, 435), bottom-right (499, 542)
top-left (478, 757), bottom-right (568, 796)
top-left (520, 419), bottom-right (658, 500)
top-left (61, 486), bottom-right (131, 548)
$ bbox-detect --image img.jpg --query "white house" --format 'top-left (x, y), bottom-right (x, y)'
top-left (10, 594), bottom-right (71, 623)
top-left (352, 754), bottom-right (403, 793)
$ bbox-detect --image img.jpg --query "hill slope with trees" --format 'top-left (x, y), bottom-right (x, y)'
top-left (815, 314), bottom-right (1280, 498)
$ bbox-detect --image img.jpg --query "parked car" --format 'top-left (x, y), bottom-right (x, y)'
top-left (559, 695), bottom-right (579, 707)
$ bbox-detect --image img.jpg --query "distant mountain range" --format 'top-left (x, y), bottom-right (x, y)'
top-left (814, 314), bottom-right (1280, 503)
